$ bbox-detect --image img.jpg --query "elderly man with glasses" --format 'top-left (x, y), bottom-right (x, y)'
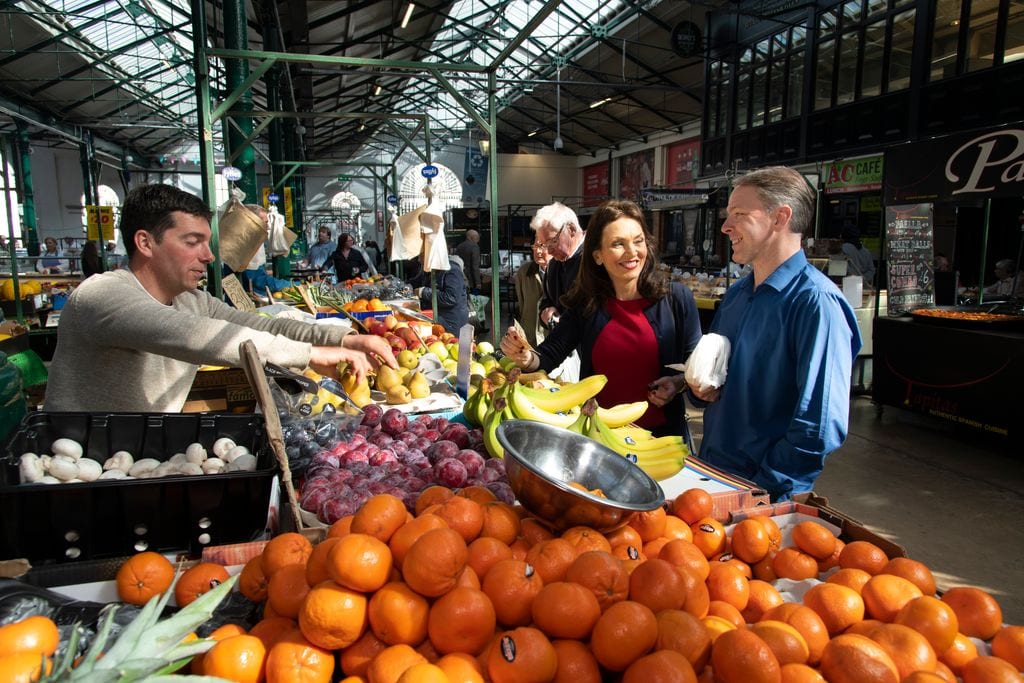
top-left (530, 203), bottom-right (586, 330)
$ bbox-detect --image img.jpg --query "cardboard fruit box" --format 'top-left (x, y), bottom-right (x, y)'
top-left (0, 412), bottom-right (278, 564)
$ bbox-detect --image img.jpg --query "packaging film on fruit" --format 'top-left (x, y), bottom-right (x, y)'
top-left (667, 333), bottom-right (731, 392)
top-left (261, 363), bottom-right (362, 477)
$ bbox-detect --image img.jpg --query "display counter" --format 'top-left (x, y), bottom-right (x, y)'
top-left (872, 316), bottom-right (1023, 438)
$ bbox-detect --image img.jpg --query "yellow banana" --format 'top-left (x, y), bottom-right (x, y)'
top-left (516, 374), bottom-right (608, 413)
top-left (566, 410), bottom-right (589, 435)
top-left (462, 387), bottom-right (484, 427)
top-left (595, 401), bottom-right (649, 428)
top-left (482, 396), bottom-right (508, 459)
top-left (588, 411), bottom-right (685, 455)
top-left (632, 454), bottom-right (686, 481)
top-left (610, 425), bottom-right (654, 442)
top-left (507, 383), bottom-right (579, 429)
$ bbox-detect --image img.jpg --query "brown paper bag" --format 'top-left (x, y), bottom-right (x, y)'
top-left (218, 200), bottom-right (267, 271)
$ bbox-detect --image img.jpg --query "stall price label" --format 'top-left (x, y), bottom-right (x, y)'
top-left (885, 203), bottom-right (935, 315)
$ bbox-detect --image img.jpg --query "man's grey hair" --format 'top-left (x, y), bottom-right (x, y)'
top-left (530, 202), bottom-right (580, 233)
top-left (734, 166), bottom-right (816, 235)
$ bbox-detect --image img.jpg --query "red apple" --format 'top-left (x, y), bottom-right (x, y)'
top-left (383, 314), bottom-right (399, 330)
top-left (423, 335), bottom-right (439, 344)
top-left (368, 321), bottom-right (389, 336)
top-left (432, 323), bottom-right (446, 337)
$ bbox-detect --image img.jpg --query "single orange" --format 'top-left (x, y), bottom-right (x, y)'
top-left (938, 632), bottom-right (979, 677)
top-left (990, 624), bottom-right (1024, 671)
top-left (589, 600), bottom-right (658, 672)
top-left (790, 521), bottom-right (837, 560)
top-left (401, 527), bottom-right (469, 598)
top-left (740, 579), bottom-right (784, 623)
top-left (328, 532), bottom-right (394, 593)
top-left (628, 558), bottom-right (689, 613)
top-left (481, 559), bottom-right (544, 627)
top-left (262, 533), bottom-right (314, 578)
top-left (772, 547), bottom-right (819, 581)
top-left (240, 555), bottom-right (270, 603)
top-left (729, 519), bottom-right (771, 564)
top-left (352, 494), bottom-right (409, 543)
top-left (880, 557), bottom-right (936, 595)
top-left (368, 581), bottom-right (430, 647)
top-left (659, 539), bottom-right (710, 581)
top-left (267, 562), bottom-right (312, 619)
top-left (203, 634), bottom-right (266, 683)
top-left (298, 581), bottom-right (368, 651)
top-left (436, 652), bottom-right (486, 683)
top-left (689, 517), bottom-right (727, 559)
top-left (628, 507), bottom-right (668, 542)
top-left (366, 643), bottom-right (427, 683)
top-left (115, 551), bottom-right (175, 606)
top-left (560, 525), bottom-right (613, 555)
top-left (826, 567), bottom-right (873, 594)
top-left (564, 550), bottom-right (629, 612)
top-left (865, 622), bottom-right (938, 681)
top-left (655, 609), bottom-right (713, 671)
top-left (389, 515), bottom-right (448, 570)
top-left (940, 586), bottom-right (1003, 640)
top-left (819, 633), bottom-right (899, 683)
top-left (531, 582), bottom-right (601, 640)
top-left (961, 655), bottom-right (1022, 683)
top-left (340, 630), bottom-right (389, 677)
top-left (672, 488), bottom-right (713, 524)
top-left (749, 620), bottom-right (811, 666)
top-left (861, 573), bottom-right (924, 622)
top-left (802, 582), bottom-right (866, 635)
top-left (622, 649), bottom-right (698, 683)
top-left (305, 537), bottom-right (341, 587)
top-left (524, 538), bottom-right (576, 584)
top-left (893, 595), bottom-right (959, 655)
top-left (0, 615), bottom-right (59, 658)
top-left (762, 603), bottom-right (831, 666)
top-left (427, 586), bottom-right (496, 655)
top-left (710, 626), bottom-right (782, 683)
top-left (486, 627), bottom-right (557, 683)
top-left (838, 541), bottom-right (889, 575)
top-left (550, 639), bottom-right (602, 683)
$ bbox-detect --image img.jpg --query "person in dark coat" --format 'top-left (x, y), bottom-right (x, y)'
top-left (418, 254), bottom-right (469, 334)
top-left (328, 233), bottom-right (369, 280)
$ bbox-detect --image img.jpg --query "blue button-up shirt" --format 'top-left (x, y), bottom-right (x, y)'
top-left (307, 240), bottom-right (336, 269)
top-left (701, 251), bottom-right (862, 501)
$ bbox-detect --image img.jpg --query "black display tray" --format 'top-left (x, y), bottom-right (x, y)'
top-left (1, 412), bottom-right (277, 564)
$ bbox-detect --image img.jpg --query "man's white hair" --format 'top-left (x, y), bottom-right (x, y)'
top-left (530, 202), bottom-right (579, 233)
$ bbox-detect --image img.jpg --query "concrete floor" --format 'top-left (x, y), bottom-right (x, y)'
top-left (688, 396), bottom-right (1024, 625)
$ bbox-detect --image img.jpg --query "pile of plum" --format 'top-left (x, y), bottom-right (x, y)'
top-left (297, 405), bottom-right (512, 524)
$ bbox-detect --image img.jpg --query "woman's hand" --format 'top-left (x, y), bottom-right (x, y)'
top-left (647, 375), bottom-right (685, 407)
top-left (499, 326), bottom-right (535, 369)
top-left (308, 346), bottom-right (376, 383)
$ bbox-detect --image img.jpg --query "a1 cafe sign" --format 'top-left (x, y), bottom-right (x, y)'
top-left (824, 155), bottom-right (883, 194)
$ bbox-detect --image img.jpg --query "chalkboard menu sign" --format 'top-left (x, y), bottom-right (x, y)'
top-left (885, 203), bottom-right (935, 316)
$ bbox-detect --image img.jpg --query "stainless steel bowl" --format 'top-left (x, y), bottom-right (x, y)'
top-left (496, 420), bottom-right (665, 532)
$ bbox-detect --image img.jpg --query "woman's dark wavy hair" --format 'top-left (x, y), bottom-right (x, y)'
top-left (562, 200), bottom-right (669, 318)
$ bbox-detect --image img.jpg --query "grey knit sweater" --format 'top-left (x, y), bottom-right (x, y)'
top-left (44, 270), bottom-right (349, 412)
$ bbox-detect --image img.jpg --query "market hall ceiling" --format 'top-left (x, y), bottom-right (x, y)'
top-left (0, 0), bottom-right (713, 167)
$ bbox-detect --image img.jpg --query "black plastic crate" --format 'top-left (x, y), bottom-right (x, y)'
top-left (1, 412), bottom-right (278, 564)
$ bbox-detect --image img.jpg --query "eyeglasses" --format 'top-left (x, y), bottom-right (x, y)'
top-left (532, 222), bottom-right (571, 251)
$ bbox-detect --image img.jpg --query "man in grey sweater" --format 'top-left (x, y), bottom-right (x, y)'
top-left (45, 184), bottom-right (396, 413)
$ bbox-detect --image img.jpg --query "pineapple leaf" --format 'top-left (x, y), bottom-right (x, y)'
top-left (42, 621), bottom-right (82, 680)
top-left (96, 572), bottom-right (180, 667)
top-left (71, 602), bottom-right (120, 675)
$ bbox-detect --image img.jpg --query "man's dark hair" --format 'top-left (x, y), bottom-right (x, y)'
top-left (120, 184), bottom-right (212, 260)
top-left (734, 166), bottom-right (816, 235)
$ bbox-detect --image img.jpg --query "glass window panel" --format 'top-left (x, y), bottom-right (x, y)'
top-left (756, 39), bottom-right (770, 62)
top-left (867, 0), bottom-right (887, 18)
top-left (1006, 4), bottom-right (1024, 64)
top-left (965, 0), bottom-right (999, 71)
top-left (844, 0), bottom-right (863, 25)
top-left (708, 86), bottom-right (719, 136)
top-left (740, 48), bottom-right (753, 65)
top-left (720, 76), bottom-right (731, 136)
top-left (837, 31), bottom-right (860, 104)
top-left (768, 61), bottom-right (785, 122)
top-left (773, 31), bottom-right (789, 54)
top-left (931, 0), bottom-right (961, 81)
top-left (890, 8), bottom-right (916, 89)
top-left (820, 10), bottom-right (838, 35)
top-left (862, 21), bottom-right (885, 97)
top-left (788, 59), bottom-right (804, 116)
top-left (752, 65), bottom-right (767, 126)
top-left (736, 71), bottom-right (750, 130)
top-left (816, 39), bottom-right (835, 110)
top-left (793, 26), bottom-right (807, 49)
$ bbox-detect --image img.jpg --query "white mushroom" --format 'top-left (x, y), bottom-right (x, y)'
top-left (104, 451), bottom-right (134, 471)
top-left (38, 476), bottom-right (60, 484)
top-left (225, 453), bottom-right (257, 472)
top-left (48, 455), bottom-right (80, 481)
top-left (212, 437), bottom-right (236, 458)
top-left (152, 462), bottom-right (177, 478)
top-left (129, 458), bottom-right (160, 477)
top-left (76, 458), bottom-right (103, 482)
top-left (51, 438), bottom-right (84, 461)
top-left (19, 453), bottom-right (44, 484)
top-left (98, 469), bottom-right (128, 480)
top-left (224, 445), bottom-right (250, 463)
top-left (177, 462), bottom-right (204, 476)
top-left (201, 458), bottom-right (225, 475)
top-left (39, 455), bottom-right (51, 471)
top-left (169, 453), bottom-right (188, 466)
top-left (185, 443), bottom-right (208, 464)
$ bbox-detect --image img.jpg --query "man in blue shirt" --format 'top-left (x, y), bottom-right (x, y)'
top-left (690, 166), bottom-right (862, 501)
top-left (306, 226), bottom-right (336, 269)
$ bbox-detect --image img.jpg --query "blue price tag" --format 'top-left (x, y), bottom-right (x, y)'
top-left (421, 164), bottom-right (439, 179)
top-left (268, 193), bottom-right (280, 202)
top-left (221, 166), bottom-right (242, 181)
top-left (387, 194), bottom-right (398, 205)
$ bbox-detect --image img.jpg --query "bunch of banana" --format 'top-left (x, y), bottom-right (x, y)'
top-left (462, 378), bottom-right (493, 427)
top-left (515, 374), bottom-right (607, 413)
top-left (582, 400), bottom-right (688, 481)
top-left (481, 396), bottom-right (509, 459)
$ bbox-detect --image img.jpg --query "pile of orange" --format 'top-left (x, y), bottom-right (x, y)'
top-left (0, 614), bottom-right (59, 681)
top-left (114, 486), bottom-right (1024, 682)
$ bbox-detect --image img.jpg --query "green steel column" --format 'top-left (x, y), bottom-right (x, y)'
top-left (191, 0), bottom-right (222, 297)
top-left (15, 123), bottom-right (38, 256)
top-left (486, 71), bottom-right (499, 347)
top-left (263, 0), bottom-right (290, 277)
top-left (1, 137), bottom-right (24, 322)
top-left (223, 0), bottom-right (257, 203)
top-left (79, 131), bottom-right (96, 245)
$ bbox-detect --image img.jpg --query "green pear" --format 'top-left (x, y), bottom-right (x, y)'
top-left (407, 371), bottom-right (431, 399)
top-left (475, 341), bottom-right (495, 356)
top-left (374, 364), bottom-right (403, 391)
top-left (397, 349), bottom-right (419, 369)
top-left (478, 354), bottom-right (498, 373)
top-left (446, 343), bottom-right (459, 361)
top-left (427, 341), bottom-right (449, 360)
top-left (386, 384), bottom-right (412, 404)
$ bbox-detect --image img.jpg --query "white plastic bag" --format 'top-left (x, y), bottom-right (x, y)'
top-left (684, 333), bottom-right (731, 391)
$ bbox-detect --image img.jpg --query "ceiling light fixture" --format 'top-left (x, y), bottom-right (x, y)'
top-left (400, 3), bottom-right (415, 29)
top-left (527, 129), bottom-right (538, 137)
top-left (373, 84), bottom-right (382, 96)
top-left (478, 138), bottom-right (490, 156)
top-left (553, 69), bottom-right (564, 151)
top-left (589, 97), bottom-right (613, 109)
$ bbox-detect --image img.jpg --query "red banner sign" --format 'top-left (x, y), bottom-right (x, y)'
top-left (582, 161), bottom-right (610, 207)
top-left (665, 138), bottom-right (700, 187)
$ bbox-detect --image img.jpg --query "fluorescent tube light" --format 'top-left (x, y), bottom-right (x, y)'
top-left (401, 3), bottom-right (415, 29)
